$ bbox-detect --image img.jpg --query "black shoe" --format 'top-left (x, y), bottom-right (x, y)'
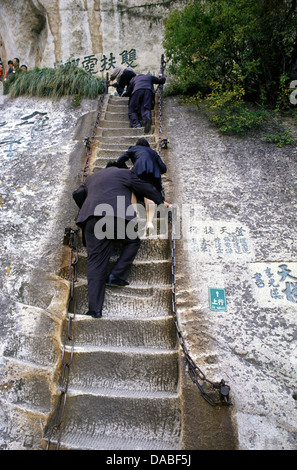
top-left (106, 274), bottom-right (129, 287)
top-left (144, 119), bottom-right (152, 134)
top-left (86, 309), bottom-right (102, 318)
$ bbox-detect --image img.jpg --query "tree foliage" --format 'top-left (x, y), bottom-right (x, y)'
top-left (163, 0), bottom-right (297, 105)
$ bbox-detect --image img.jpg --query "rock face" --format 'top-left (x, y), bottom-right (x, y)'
top-left (0, 0), bottom-right (183, 74)
top-left (0, 94), bottom-right (100, 449)
top-left (163, 97), bottom-right (297, 450)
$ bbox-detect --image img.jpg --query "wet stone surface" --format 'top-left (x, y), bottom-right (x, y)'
top-left (0, 95), bottom-right (98, 449)
top-left (163, 96), bottom-right (297, 450)
top-left (0, 96), bottom-right (97, 305)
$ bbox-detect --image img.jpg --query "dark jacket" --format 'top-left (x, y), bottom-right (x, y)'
top-left (117, 69), bottom-right (136, 96)
top-left (125, 74), bottom-right (166, 97)
top-left (73, 167), bottom-right (164, 226)
top-left (117, 145), bottom-right (167, 182)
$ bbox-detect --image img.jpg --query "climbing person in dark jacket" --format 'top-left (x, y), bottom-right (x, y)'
top-left (117, 137), bottom-right (167, 231)
top-left (124, 73), bottom-right (166, 132)
top-left (110, 66), bottom-right (136, 96)
top-left (72, 164), bottom-right (169, 318)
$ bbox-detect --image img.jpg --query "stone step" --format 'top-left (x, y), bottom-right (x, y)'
top-left (104, 110), bottom-right (155, 121)
top-left (53, 392), bottom-right (181, 449)
top-left (95, 150), bottom-right (130, 161)
top-left (54, 432), bottom-right (179, 451)
top-left (92, 157), bottom-right (120, 169)
top-left (104, 111), bottom-right (130, 121)
top-left (76, 229), bottom-right (171, 252)
top-left (106, 103), bottom-right (130, 113)
top-left (72, 280), bottom-right (172, 318)
top-left (100, 122), bottom-right (156, 135)
top-left (96, 145), bottom-right (133, 153)
top-left (62, 316), bottom-right (177, 349)
top-left (76, 256), bottom-right (171, 285)
top-left (100, 119), bottom-right (131, 129)
top-left (96, 143), bottom-right (158, 156)
top-left (97, 135), bottom-right (156, 146)
top-left (101, 127), bottom-right (155, 137)
top-left (63, 345), bottom-right (179, 394)
top-left (108, 95), bottom-right (129, 104)
top-left (78, 238), bottom-right (170, 261)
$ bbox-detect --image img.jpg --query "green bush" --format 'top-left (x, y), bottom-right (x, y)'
top-left (263, 129), bottom-right (296, 147)
top-left (204, 89), bottom-right (269, 134)
top-left (4, 63), bottom-right (105, 101)
top-left (163, 0), bottom-right (297, 107)
top-left (163, 0), bottom-right (297, 138)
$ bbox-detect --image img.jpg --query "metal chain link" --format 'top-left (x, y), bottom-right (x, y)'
top-left (157, 55), bottom-right (231, 406)
top-left (169, 208), bottom-right (231, 406)
top-left (46, 227), bottom-right (79, 449)
top-left (46, 79), bottom-right (109, 450)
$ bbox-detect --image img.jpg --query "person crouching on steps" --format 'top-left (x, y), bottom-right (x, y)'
top-left (116, 138), bottom-right (167, 233)
top-left (124, 72), bottom-right (166, 132)
top-left (72, 164), bottom-right (170, 319)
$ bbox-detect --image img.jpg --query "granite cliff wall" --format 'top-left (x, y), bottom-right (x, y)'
top-left (0, 0), bottom-right (183, 74)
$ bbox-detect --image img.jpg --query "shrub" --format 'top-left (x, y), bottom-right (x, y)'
top-left (163, 0), bottom-right (297, 107)
top-left (163, 0), bottom-right (297, 138)
top-left (263, 129), bottom-right (296, 147)
top-left (204, 90), bottom-right (269, 134)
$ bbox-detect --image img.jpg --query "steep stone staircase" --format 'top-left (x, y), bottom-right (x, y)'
top-left (53, 95), bottom-right (182, 450)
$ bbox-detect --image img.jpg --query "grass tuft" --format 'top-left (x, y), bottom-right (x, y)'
top-left (4, 63), bottom-right (105, 100)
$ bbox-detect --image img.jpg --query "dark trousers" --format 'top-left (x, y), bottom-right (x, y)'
top-left (84, 216), bottom-right (140, 311)
top-left (128, 89), bottom-right (153, 127)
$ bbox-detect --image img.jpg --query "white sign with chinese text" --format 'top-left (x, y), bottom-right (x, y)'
top-left (183, 219), bottom-right (255, 262)
top-left (250, 262), bottom-right (297, 307)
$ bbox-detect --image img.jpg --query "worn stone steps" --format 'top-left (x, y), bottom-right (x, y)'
top-left (100, 119), bottom-right (155, 130)
top-left (52, 94), bottom-right (181, 450)
top-left (98, 135), bottom-right (155, 147)
top-left (107, 101), bottom-right (129, 109)
top-left (109, 96), bottom-right (129, 104)
top-left (104, 111), bottom-right (130, 121)
top-left (76, 256), bottom-right (171, 284)
top-left (72, 280), bottom-right (172, 318)
top-left (95, 149), bottom-right (127, 159)
top-left (63, 345), bottom-right (178, 394)
top-left (78, 237), bottom-right (170, 260)
top-left (54, 392), bottom-right (181, 450)
top-left (56, 426), bottom-right (179, 451)
top-left (63, 316), bottom-right (176, 349)
top-left (94, 152), bottom-right (155, 164)
top-left (101, 126), bottom-right (156, 137)
top-left (104, 111), bottom-right (155, 122)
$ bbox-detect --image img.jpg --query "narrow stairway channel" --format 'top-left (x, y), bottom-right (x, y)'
top-left (49, 95), bottom-right (182, 450)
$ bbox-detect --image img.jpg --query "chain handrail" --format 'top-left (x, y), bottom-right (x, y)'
top-left (46, 79), bottom-right (109, 450)
top-left (157, 55), bottom-right (231, 406)
top-left (169, 207), bottom-right (231, 406)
